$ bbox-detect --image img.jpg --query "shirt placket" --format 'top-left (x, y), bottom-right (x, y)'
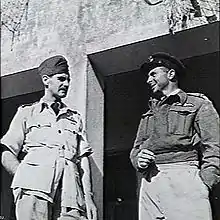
top-left (52, 120), bottom-right (66, 158)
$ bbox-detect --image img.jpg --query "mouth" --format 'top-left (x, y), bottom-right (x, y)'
top-left (59, 88), bottom-right (68, 94)
top-left (59, 87), bottom-right (68, 91)
top-left (149, 83), bottom-right (157, 90)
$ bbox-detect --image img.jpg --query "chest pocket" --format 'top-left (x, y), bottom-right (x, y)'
top-left (143, 111), bottom-right (154, 137)
top-left (63, 120), bottom-right (80, 135)
top-left (26, 120), bottom-right (51, 133)
top-left (168, 106), bottom-right (196, 136)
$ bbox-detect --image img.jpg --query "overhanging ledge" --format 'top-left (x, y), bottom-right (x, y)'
top-left (88, 22), bottom-right (219, 77)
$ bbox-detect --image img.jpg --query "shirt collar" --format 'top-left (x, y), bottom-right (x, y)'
top-left (167, 88), bottom-right (181, 97)
top-left (37, 97), bottom-right (70, 113)
top-left (158, 89), bottom-right (187, 105)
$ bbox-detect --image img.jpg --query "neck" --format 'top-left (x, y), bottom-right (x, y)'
top-left (162, 83), bottom-right (179, 97)
top-left (43, 90), bottom-right (61, 103)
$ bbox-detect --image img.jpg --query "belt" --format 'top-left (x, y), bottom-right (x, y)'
top-left (155, 150), bottom-right (199, 164)
top-left (58, 146), bottom-right (78, 163)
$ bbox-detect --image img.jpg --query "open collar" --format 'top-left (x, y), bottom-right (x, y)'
top-left (176, 89), bottom-right (188, 105)
top-left (149, 89), bottom-right (188, 108)
top-left (37, 97), bottom-right (71, 114)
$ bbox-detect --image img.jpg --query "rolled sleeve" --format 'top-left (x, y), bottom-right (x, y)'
top-left (196, 100), bottom-right (220, 189)
top-left (1, 107), bottom-right (26, 156)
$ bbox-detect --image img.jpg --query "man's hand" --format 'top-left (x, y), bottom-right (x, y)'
top-left (85, 195), bottom-right (97, 220)
top-left (1, 150), bottom-right (20, 176)
top-left (137, 149), bottom-right (155, 169)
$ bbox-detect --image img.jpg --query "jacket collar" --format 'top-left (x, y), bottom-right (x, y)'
top-left (149, 89), bottom-right (188, 108)
top-left (176, 89), bottom-right (188, 105)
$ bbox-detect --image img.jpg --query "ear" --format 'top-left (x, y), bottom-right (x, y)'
top-left (41, 75), bottom-right (50, 87)
top-left (167, 69), bottom-right (176, 80)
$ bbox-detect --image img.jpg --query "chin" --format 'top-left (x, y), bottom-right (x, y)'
top-left (58, 92), bottom-right (67, 98)
top-left (152, 88), bottom-right (159, 93)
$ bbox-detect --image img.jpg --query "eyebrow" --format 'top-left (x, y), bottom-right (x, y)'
top-left (57, 76), bottom-right (70, 81)
top-left (148, 71), bottom-right (156, 77)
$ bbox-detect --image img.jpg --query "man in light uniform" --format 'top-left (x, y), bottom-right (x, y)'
top-left (1, 55), bottom-right (97, 220)
top-left (130, 52), bottom-right (220, 220)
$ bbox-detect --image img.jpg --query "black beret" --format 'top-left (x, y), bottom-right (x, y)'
top-left (141, 52), bottom-right (186, 77)
top-left (38, 55), bottom-right (69, 77)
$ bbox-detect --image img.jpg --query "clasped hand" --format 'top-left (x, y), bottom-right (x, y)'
top-left (137, 149), bottom-right (155, 169)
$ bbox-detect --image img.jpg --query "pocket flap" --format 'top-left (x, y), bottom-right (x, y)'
top-left (63, 121), bottom-right (79, 134)
top-left (27, 121), bottom-right (51, 129)
top-left (170, 106), bottom-right (196, 115)
top-left (23, 148), bottom-right (56, 166)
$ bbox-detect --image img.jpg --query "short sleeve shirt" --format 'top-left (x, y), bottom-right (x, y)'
top-left (1, 99), bottom-right (93, 160)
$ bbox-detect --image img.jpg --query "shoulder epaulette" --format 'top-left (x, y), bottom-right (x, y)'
top-left (67, 108), bottom-right (81, 115)
top-left (187, 93), bottom-right (210, 101)
top-left (20, 101), bottom-right (39, 108)
top-left (141, 110), bottom-right (153, 118)
top-left (141, 112), bottom-right (147, 118)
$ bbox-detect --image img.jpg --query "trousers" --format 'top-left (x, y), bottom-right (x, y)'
top-left (139, 161), bottom-right (212, 220)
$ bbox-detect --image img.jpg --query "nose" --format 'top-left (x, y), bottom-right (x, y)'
top-left (146, 75), bottom-right (152, 84)
top-left (63, 79), bottom-right (70, 87)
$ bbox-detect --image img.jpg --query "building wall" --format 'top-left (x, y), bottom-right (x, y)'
top-left (2, 0), bottom-right (218, 109)
top-left (2, 0), bottom-right (217, 77)
top-left (86, 61), bottom-right (104, 220)
top-left (1, 0), bottom-right (219, 219)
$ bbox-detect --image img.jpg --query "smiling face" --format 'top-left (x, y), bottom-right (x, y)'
top-left (146, 66), bottom-right (170, 94)
top-left (42, 72), bottom-right (70, 100)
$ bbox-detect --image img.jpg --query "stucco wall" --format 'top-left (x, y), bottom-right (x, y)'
top-left (86, 61), bottom-right (104, 220)
top-left (2, 0), bottom-right (218, 77)
top-left (1, 0), bottom-right (219, 219)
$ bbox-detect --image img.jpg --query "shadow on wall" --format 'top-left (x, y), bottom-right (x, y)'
top-left (90, 156), bottom-right (103, 220)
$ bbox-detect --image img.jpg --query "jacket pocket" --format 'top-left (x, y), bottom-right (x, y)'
top-left (23, 148), bottom-right (57, 166)
top-left (168, 107), bottom-right (196, 135)
top-left (11, 161), bottom-right (55, 193)
top-left (143, 111), bottom-right (154, 137)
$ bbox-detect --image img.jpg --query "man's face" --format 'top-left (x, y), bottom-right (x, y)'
top-left (146, 66), bottom-right (169, 93)
top-left (47, 73), bottom-right (70, 99)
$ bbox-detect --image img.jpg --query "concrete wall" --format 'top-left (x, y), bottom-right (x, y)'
top-left (2, 0), bottom-right (219, 107)
top-left (1, 0), bottom-right (219, 219)
top-left (2, 0), bottom-right (218, 76)
top-left (86, 61), bottom-right (104, 220)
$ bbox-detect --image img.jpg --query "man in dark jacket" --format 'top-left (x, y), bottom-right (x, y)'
top-left (130, 52), bottom-right (220, 220)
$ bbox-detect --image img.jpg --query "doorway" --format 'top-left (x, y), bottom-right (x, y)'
top-left (1, 68), bottom-right (43, 219)
top-left (102, 51), bottom-right (219, 220)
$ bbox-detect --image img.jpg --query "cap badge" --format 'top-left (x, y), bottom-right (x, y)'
top-left (148, 56), bottom-right (154, 62)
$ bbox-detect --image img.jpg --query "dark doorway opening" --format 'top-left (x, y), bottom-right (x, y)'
top-left (1, 91), bottom-right (44, 220)
top-left (1, 68), bottom-right (43, 219)
top-left (103, 51), bottom-right (219, 220)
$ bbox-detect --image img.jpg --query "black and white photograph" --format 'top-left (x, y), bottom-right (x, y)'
top-left (1, 1), bottom-right (219, 220)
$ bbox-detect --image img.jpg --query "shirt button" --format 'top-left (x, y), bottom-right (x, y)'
top-left (58, 129), bottom-right (62, 134)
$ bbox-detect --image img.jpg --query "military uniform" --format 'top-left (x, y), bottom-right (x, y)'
top-left (130, 89), bottom-right (220, 220)
top-left (1, 98), bottom-right (92, 219)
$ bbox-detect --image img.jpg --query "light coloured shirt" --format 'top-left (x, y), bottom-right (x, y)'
top-left (1, 98), bottom-right (92, 210)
